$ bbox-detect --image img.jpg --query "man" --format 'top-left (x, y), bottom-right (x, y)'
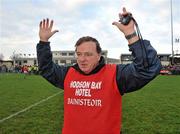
top-left (37, 7), bottom-right (161, 134)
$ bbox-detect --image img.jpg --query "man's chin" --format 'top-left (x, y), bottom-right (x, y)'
top-left (80, 68), bottom-right (91, 74)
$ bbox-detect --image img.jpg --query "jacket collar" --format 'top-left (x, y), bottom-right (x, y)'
top-left (72, 56), bottom-right (105, 75)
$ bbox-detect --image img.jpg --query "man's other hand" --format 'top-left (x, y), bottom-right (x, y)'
top-left (39, 18), bottom-right (59, 42)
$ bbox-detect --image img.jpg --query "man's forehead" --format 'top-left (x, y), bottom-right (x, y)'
top-left (79, 41), bottom-right (96, 46)
top-left (76, 49), bottom-right (96, 53)
top-left (76, 42), bottom-right (96, 50)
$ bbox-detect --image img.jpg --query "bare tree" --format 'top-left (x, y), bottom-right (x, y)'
top-left (0, 53), bottom-right (4, 61)
top-left (10, 51), bottom-right (21, 66)
top-left (10, 52), bottom-right (18, 60)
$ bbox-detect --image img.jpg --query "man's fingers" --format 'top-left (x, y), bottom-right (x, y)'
top-left (39, 21), bottom-right (42, 29)
top-left (49, 20), bottom-right (54, 30)
top-left (112, 21), bottom-right (121, 27)
top-left (50, 30), bottom-right (59, 38)
top-left (52, 30), bottom-right (59, 35)
top-left (121, 7), bottom-right (131, 16)
top-left (42, 19), bottom-right (46, 28)
top-left (123, 7), bottom-right (126, 13)
top-left (45, 18), bottom-right (49, 29)
top-left (40, 19), bottom-right (54, 30)
top-left (39, 18), bottom-right (59, 39)
top-left (112, 21), bottom-right (126, 32)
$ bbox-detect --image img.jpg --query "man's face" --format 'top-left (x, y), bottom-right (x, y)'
top-left (76, 41), bottom-right (101, 74)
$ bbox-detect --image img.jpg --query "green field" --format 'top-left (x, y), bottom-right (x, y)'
top-left (0, 74), bottom-right (179, 134)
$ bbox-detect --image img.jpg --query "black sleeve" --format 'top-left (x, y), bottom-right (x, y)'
top-left (116, 39), bottom-right (162, 95)
top-left (36, 41), bottom-right (69, 89)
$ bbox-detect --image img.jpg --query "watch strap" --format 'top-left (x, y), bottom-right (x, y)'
top-left (125, 31), bottom-right (137, 40)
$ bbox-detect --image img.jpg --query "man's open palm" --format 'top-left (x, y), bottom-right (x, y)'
top-left (39, 18), bottom-right (59, 42)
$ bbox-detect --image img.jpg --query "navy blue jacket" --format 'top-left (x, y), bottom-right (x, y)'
top-left (36, 39), bottom-right (162, 95)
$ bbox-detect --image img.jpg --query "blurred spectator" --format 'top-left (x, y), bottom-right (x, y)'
top-left (160, 65), bottom-right (180, 75)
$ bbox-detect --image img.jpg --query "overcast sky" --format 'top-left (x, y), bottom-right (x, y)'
top-left (0, 0), bottom-right (180, 60)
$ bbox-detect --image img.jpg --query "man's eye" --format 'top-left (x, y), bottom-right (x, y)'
top-left (76, 52), bottom-right (93, 57)
top-left (76, 53), bottom-right (81, 56)
top-left (85, 53), bottom-right (93, 56)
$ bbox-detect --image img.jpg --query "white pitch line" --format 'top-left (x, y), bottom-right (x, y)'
top-left (0, 91), bottom-right (63, 123)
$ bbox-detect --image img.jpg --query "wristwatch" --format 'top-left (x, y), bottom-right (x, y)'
top-left (125, 31), bottom-right (137, 40)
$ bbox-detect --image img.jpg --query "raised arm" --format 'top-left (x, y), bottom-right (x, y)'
top-left (116, 40), bottom-right (162, 95)
top-left (113, 8), bottom-right (162, 95)
top-left (37, 19), bottom-right (69, 89)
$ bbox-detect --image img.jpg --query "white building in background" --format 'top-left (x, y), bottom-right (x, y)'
top-left (2, 51), bottom-right (176, 68)
top-left (13, 53), bottom-right (37, 66)
top-left (120, 53), bottom-right (179, 66)
top-left (12, 51), bottom-right (175, 67)
top-left (13, 50), bottom-right (121, 66)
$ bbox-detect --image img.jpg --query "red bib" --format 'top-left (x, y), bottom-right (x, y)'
top-left (63, 64), bottom-right (122, 134)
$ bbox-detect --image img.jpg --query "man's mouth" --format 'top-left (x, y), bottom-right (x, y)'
top-left (80, 64), bottom-right (87, 68)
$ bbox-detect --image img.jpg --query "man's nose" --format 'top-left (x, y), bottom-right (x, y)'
top-left (78, 55), bottom-right (86, 61)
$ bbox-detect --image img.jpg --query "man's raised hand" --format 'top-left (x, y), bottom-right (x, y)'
top-left (39, 18), bottom-right (59, 42)
top-left (112, 7), bottom-right (135, 36)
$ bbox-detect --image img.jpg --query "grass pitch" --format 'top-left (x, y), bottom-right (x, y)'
top-left (0, 74), bottom-right (179, 134)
